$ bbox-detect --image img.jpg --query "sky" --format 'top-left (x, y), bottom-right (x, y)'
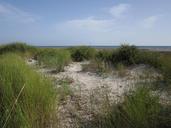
top-left (0, 0), bottom-right (171, 46)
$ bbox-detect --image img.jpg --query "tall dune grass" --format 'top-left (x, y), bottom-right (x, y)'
top-left (0, 54), bottom-right (56, 128)
top-left (36, 48), bottom-right (71, 72)
top-left (0, 42), bottom-right (37, 57)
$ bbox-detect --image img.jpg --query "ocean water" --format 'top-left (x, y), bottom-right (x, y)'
top-left (38, 46), bottom-right (171, 51)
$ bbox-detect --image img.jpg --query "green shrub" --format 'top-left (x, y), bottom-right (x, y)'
top-left (0, 54), bottom-right (56, 128)
top-left (111, 44), bottom-right (139, 66)
top-left (0, 42), bottom-right (37, 57)
top-left (36, 49), bottom-right (71, 72)
top-left (68, 46), bottom-right (96, 61)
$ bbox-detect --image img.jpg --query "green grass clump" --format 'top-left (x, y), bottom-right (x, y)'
top-left (89, 86), bottom-right (171, 128)
top-left (68, 46), bottom-right (96, 61)
top-left (0, 42), bottom-right (37, 57)
top-left (0, 54), bottom-right (56, 128)
top-left (36, 48), bottom-right (71, 72)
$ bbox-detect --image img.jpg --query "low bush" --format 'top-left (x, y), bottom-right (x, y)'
top-left (36, 48), bottom-right (71, 72)
top-left (68, 46), bottom-right (96, 61)
top-left (0, 54), bottom-right (56, 128)
top-left (111, 44), bottom-right (139, 66)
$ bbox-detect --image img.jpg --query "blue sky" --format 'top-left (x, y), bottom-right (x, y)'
top-left (0, 0), bottom-right (171, 46)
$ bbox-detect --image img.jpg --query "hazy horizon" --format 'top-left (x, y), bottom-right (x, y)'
top-left (0, 0), bottom-right (171, 46)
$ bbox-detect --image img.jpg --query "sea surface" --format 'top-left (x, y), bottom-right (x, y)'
top-left (38, 46), bottom-right (171, 52)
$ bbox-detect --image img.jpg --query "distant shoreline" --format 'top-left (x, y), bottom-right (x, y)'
top-left (37, 46), bottom-right (171, 52)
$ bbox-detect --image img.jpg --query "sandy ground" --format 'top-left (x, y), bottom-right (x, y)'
top-left (26, 59), bottom-right (166, 128)
top-left (38, 61), bottom-right (158, 128)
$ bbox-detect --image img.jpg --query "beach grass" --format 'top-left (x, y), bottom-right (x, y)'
top-left (0, 42), bottom-right (37, 57)
top-left (0, 54), bottom-right (56, 128)
top-left (36, 48), bottom-right (71, 72)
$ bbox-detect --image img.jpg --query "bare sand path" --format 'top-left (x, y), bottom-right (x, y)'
top-left (27, 59), bottom-right (160, 128)
top-left (49, 62), bottom-right (155, 128)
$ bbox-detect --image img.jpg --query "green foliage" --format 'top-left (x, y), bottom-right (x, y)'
top-left (137, 51), bottom-right (161, 68)
top-left (0, 54), bottom-right (56, 128)
top-left (36, 48), bottom-right (71, 72)
top-left (94, 44), bottom-right (139, 68)
top-left (68, 46), bottom-right (96, 61)
top-left (111, 44), bottom-right (139, 66)
top-left (0, 42), bottom-right (37, 57)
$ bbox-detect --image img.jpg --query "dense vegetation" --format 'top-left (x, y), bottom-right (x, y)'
top-left (0, 54), bottom-right (56, 128)
top-left (68, 46), bottom-right (96, 61)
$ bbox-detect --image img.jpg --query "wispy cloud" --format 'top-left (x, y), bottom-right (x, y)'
top-left (0, 3), bottom-right (36, 23)
top-left (55, 3), bottom-right (164, 44)
top-left (61, 17), bottom-right (115, 32)
top-left (109, 3), bottom-right (130, 18)
top-left (141, 15), bottom-right (159, 28)
top-left (57, 3), bottom-right (131, 32)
